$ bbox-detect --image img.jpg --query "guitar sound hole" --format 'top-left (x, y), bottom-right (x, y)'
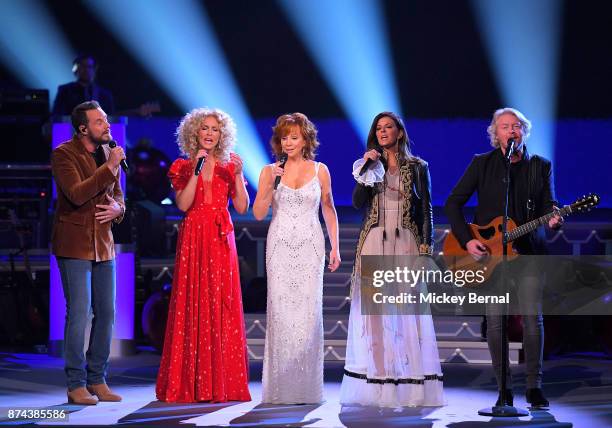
top-left (478, 226), bottom-right (496, 240)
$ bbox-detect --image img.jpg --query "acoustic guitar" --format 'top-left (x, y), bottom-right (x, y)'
top-left (442, 193), bottom-right (600, 284)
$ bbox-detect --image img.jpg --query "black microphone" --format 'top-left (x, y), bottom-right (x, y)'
top-left (505, 138), bottom-right (516, 162)
top-left (359, 146), bottom-right (383, 175)
top-left (194, 155), bottom-right (206, 176)
top-left (108, 140), bottom-right (128, 173)
top-left (273, 153), bottom-right (288, 190)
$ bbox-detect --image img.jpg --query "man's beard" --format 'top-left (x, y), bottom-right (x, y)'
top-left (91, 134), bottom-right (110, 146)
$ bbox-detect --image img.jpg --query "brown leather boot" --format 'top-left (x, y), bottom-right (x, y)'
top-left (87, 383), bottom-right (122, 402)
top-left (67, 386), bottom-right (98, 405)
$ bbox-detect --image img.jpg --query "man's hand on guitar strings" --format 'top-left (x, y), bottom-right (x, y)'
top-left (548, 206), bottom-right (564, 229)
top-left (466, 239), bottom-right (489, 261)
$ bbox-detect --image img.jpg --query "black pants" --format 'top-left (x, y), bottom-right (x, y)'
top-left (486, 258), bottom-right (544, 389)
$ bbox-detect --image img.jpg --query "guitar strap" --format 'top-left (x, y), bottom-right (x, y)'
top-left (527, 155), bottom-right (541, 221)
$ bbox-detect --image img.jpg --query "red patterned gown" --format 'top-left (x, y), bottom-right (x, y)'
top-left (156, 157), bottom-right (251, 403)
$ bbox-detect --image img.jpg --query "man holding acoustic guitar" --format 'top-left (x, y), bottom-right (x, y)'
top-left (444, 107), bottom-right (563, 409)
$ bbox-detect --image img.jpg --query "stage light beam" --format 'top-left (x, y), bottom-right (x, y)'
top-left (471, 0), bottom-right (562, 161)
top-left (278, 0), bottom-right (402, 142)
top-left (0, 0), bottom-right (74, 103)
top-left (83, 0), bottom-right (270, 185)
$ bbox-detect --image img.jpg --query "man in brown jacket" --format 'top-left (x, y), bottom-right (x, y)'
top-left (51, 100), bottom-right (125, 405)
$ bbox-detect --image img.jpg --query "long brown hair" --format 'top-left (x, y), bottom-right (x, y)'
top-left (366, 111), bottom-right (413, 163)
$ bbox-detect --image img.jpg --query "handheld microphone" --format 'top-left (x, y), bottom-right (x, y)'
top-left (359, 146), bottom-right (383, 175)
top-left (273, 153), bottom-right (288, 190)
top-left (505, 138), bottom-right (516, 161)
top-left (194, 155), bottom-right (206, 176)
top-left (108, 140), bottom-right (128, 173)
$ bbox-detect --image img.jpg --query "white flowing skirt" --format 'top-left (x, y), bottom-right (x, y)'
top-left (340, 221), bottom-right (445, 408)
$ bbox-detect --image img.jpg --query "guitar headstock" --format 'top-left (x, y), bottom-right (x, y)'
top-left (569, 193), bottom-right (601, 214)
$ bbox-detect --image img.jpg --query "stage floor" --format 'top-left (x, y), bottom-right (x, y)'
top-left (1, 351), bottom-right (611, 427)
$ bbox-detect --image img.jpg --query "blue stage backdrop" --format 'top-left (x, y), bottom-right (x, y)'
top-left (126, 117), bottom-right (610, 208)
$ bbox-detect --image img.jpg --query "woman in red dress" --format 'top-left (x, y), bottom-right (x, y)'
top-left (156, 107), bottom-right (251, 403)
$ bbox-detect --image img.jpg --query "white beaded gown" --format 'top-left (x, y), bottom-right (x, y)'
top-left (262, 162), bottom-right (325, 404)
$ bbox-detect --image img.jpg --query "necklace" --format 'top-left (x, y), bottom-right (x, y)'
top-left (385, 172), bottom-right (406, 198)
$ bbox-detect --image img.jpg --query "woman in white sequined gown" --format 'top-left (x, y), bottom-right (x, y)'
top-left (340, 112), bottom-right (444, 408)
top-left (253, 113), bottom-right (341, 404)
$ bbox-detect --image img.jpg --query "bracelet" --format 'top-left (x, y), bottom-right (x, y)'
top-left (113, 204), bottom-right (125, 223)
top-left (419, 243), bottom-right (434, 256)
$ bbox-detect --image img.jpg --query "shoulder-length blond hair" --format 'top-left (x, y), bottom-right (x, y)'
top-left (270, 112), bottom-right (319, 160)
top-left (176, 107), bottom-right (236, 163)
top-left (486, 107), bottom-right (532, 148)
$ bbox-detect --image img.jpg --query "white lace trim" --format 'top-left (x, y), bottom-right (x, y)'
top-left (352, 158), bottom-right (385, 187)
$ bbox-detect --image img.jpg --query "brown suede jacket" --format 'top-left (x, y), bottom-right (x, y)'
top-left (51, 137), bottom-right (125, 261)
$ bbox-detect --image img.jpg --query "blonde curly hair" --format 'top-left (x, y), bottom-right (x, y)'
top-left (176, 107), bottom-right (236, 163)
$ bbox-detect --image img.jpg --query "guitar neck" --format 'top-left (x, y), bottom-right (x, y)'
top-left (507, 206), bottom-right (571, 242)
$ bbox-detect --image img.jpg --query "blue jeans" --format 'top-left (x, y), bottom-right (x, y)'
top-left (57, 257), bottom-right (116, 391)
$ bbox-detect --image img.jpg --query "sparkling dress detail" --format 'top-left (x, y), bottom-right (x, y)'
top-left (262, 162), bottom-right (325, 404)
top-left (156, 158), bottom-right (251, 403)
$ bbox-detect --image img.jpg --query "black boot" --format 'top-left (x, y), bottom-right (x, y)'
top-left (526, 388), bottom-right (549, 408)
top-left (495, 389), bottom-right (514, 406)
